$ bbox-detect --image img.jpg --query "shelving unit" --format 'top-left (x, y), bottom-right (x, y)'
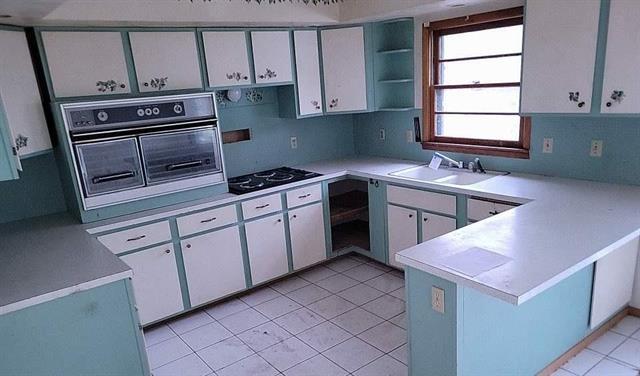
top-left (329, 190), bottom-right (368, 225)
top-left (328, 180), bottom-right (371, 253)
top-left (373, 18), bottom-right (415, 111)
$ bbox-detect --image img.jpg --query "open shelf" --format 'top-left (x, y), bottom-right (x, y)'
top-left (378, 78), bottom-right (414, 84)
top-left (377, 48), bottom-right (414, 55)
top-left (329, 190), bottom-right (369, 225)
top-left (332, 220), bottom-right (370, 251)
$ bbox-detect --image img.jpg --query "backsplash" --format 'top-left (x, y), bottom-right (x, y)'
top-left (353, 110), bottom-right (640, 186)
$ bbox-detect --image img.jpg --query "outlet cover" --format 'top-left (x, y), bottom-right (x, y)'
top-left (379, 128), bottom-right (386, 141)
top-left (406, 130), bottom-right (414, 143)
top-left (590, 140), bottom-right (603, 157)
top-left (432, 286), bottom-right (445, 314)
top-left (290, 136), bottom-right (298, 149)
top-left (543, 138), bottom-right (553, 153)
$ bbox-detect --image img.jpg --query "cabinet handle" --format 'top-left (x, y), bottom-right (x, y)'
top-left (277, 218), bottom-right (282, 223)
top-left (200, 217), bottom-right (217, 223)
top-left (409, 214), bottom-right (413, 218)
top-left (258, 68), bottom-right (277, 80)
top-left (298, 193), bottom-right (311, 199)
top-left (255, 203), bottom-right (270, 209)
top-left (291, 214), bottom-right (298, 219)
top-left (226, 72), bottom-right (249, 81)
top-left (186, 244), bottom-right (192, 249)
top-left (165, 249), bottom-right (171, 254)
top-left (606, 90), bottom-right (625, 107)
top-left (126, 235), bottom-right (146, 242)
top-left (489, 210), bottom-right (499, 216)
top-left (328, 98), bottom-right (339, 109)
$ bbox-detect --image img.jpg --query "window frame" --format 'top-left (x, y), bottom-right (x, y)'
top-left (422, 7), bottom-right (530, 159)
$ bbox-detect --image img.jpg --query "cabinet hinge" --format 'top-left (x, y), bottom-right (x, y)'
top-left (12, 146), bottom-right (17, 156)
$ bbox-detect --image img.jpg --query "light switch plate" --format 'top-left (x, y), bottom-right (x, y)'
top-left (590, 140), bottom-right (603, 157)
top-left (543, 138), bottom-right (553, 153)
top-left (290, 136), bottom-right (298, 149)
top-left (379, 129), bottom-right (386, 141)
top-left (406, 130), bottom-right (414, 143)
top-left (432, 286), bottom-right (445, 313)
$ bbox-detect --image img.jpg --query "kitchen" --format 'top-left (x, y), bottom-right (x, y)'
top-left (1, 0), bottom-right (639, 375)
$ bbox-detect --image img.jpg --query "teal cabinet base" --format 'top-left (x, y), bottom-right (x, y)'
top-left (0, 279), bottom-right (149, 376)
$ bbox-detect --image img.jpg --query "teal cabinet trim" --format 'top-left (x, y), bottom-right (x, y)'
top-left (0, 94), bottom-right (19, 181)
top-left (588, 0), bottom-right (610, 115)
top-left (322, 181), bottom-right (334, 258)
top-left (367, 178), bottom-right (387, 263)
top-left (122, 31), bottom-right (141, 94)
top-left (282, 193), bottom-right (295, 272)
top-left (456, 194), bottom-right (468, 228)
top-left (236, 204), bottom-right (254, 289)
top-left (170, 219), bottom-right (193, 310)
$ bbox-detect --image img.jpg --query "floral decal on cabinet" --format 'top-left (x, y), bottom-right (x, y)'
top-left (258, 68), bottom-right (277, 80)
top-left (96, 80), bottom-right (126, 92)
top-left (14, 134), bottom-right (28, 151)
top-left (226, 72), bottom-right (249, 81)
top-left (143, 77), bottom-right (169, 91)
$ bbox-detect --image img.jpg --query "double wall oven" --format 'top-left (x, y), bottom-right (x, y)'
top-left (61, 93), bottom-right (225, 210)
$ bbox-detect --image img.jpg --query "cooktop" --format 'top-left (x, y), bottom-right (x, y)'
top-left (228, 167), bottom-right (322, 194)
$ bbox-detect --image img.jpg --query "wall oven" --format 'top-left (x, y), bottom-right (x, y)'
top-left (61, 93), bottom-right (225, 210)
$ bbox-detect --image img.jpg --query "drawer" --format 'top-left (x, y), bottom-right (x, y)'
top-left (177, 204), bottom-right (238, 237)
top-left (467, 198), bottom-right (518, 222)
top-left (286, 184), bottom-right (322, 209)
top-left (97, 221), bottom-right (171, 255)
top-left (242, 193), bottom-right (282, 220)
top-left (387, 185), bottom-right (456, 216)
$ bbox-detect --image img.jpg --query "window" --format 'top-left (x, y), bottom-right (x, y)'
top-left (422, 7), bottom-right (530, 159)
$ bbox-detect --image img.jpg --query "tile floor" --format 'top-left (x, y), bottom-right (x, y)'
top-left (144, 254), bottom-right (408, 376)
top-left (552, 315), bottom-right (640, 376)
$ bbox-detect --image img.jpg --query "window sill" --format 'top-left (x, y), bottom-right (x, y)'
top-left (422, 141), bottom-right (530, 159)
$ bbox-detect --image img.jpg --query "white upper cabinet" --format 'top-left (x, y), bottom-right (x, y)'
top-left (520, 0), bottom-right (601, 113)
top-left (601, 0), bottom-right (640, 113)
top-left (293, 30), bottom-right (323, 116)
top-left (251, 31), bottom-right (293, 84)
top-left (203, 31), bottom-right (252, 87)
top-left (0, 30), bottom-right (51, 157)
top-left (129, 32), bottom-right (202, 92)
top-left (42, 31), bottom-right (131, 98)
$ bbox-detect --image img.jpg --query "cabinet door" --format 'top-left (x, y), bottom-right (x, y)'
top-left (421, 212), bottom-right (456, 242)
top-left (202, 31), bottom-right (252, 87)
top-left (0, 94), bottom-right (20, 181)
top-left (601, 0), bottom-right (640, 113)
top-left (129, 32), bottom-right (202, 92)
top-left (293, 30), bottom-right (323, 116)
top-left (289, 202), bottom-right (326, 270)
top-left (42, 32), bottom-right (131, 98)
top-left (520, 0), bottom-right (600, 113)
top-left (251, 31), bottom-right (293, 84)
top-left (321, 27), bottom-right (368, 113)
top-left (181, 226), bottom-right (246, 307)
top-left (387, 205), bottom-right (417, 268)
top-left (245, 213), bottom-right (289, 285)
top-left (0, 30), bottom-right (51, 157)
top-left (120, 244), bottom-right (184, 325)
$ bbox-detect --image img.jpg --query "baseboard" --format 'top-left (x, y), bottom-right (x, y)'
top-left (538, 307), bottom-right (630, 376)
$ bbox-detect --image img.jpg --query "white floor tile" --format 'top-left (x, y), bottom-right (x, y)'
top-left (331, 307), bottom-right (384, 335)
top-left (343, 264), bottom-right (386, 282)
top-left (307, 295), bottom-right (357, 319)
top-left (633, 329), bottom-right (640, 341)
top-left (167, 311), bottom-right (214, 335)
top-left (283, 354), bottom-right (348, 376)
top-left (365, 273), bottom-right (405, 293)
top-left (552, 369), bottom-right (576, 376)
top-left (144, 324), bottom-right (176, 347)
top-left (180, 321), bottom-right (233, 351)
top-left (259, 337), bottom-right (318, 371)
top-left (584, 358), bottom-right (639, 376)
top-left (197, 337), bottom-right (254, 371)
top-left (270, 276), bottom-right (310, 294)
top-left (315, 274), bottom-right (359, 293)
top-left (297, 321), bottom-right (353, 352)
top-left (325, 257), bottom-right (363, 273)
top-left (237, 321), bottom-right (292, 352)
top-left (322, 337), bottom-right (383, 373)
top-left (205, 298), bottom-right (250, 320)
top-left (612, 316), bottom-right (640, 337)
top-left (151, 353), bottom-right (212, 376)
top-left (362, 295), bottom-right (405, 320)
top-left (353, 354), bottom-right (408, 376)
top-left (216, 354), bottom-right (279, 376)
top-left (389, 287), bottom-right (406, 301)
top-left (147, 336), bottom-right (193, 369)
top-left (389, 343), bottom-right (408, 365)
top-left (254, 295), bottom-right (302, 319)
top-left (562, 349), bottom-right (605, 375)
top-left (218, 308), bottom-right (270, 334)
top-left (609, 338), bottom-right (640, 368)
top-left (239, 287), bottom-right (281, 307)
top-left (588, 330), bottom-right (627, 355)
top-left (298, 265), bottom-right (337, 283)
top-left (273, 307), bottom-right (325, 335)
top-left (358, 321), bottom-right (406, 353)
top-left (286, 284), bottom-right (332, 306)
top-left (390, 312), bottom-right (407, 330)
top-left (337, 283), bottom-right (385, 306)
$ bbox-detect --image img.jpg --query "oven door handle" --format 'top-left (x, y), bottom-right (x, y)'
top-left (91, 171), bottom-right (136, 184)
top-left (166, 160), bottom-right (204, 171)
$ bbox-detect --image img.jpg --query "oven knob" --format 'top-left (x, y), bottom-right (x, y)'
top-left (173, 104), bottom-right (183, 114)
top-left (152, 107), bottom-right (160, 115)
top-left (144, 108), bottom-right (153, 116)
top-left (137, 109), bottom-right (145, 117)
top-left (97, 111), bottom-right (109, 122)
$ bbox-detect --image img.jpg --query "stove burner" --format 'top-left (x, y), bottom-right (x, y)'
top-left (266, 173), bottom-right (294, 182)
top-left (228, 177), bottom-right (251, 185)
top-left (254, 171), bottom-right (276, 178)
top-left (240, 181), bottom-right (264, 189)
top-left (228, 167), bottom-right (322, 194)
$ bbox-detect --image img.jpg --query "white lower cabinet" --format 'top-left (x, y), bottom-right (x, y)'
top-left (120, 244), bottom-right (184, 325)
top-left (245, 213), bottom-right (289, 285)
top-left (387, 205), bottom-right (418, 268)
top-left (181, 226), bottom-right (246, 307)
top-left (421, 212), bottom-right (456, 242)
top-left (289, 202), bottom-right (326, 270)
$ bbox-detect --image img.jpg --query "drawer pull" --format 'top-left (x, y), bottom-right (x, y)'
top-left (255, 203), bottom-right (270, 209)
top-left (200, 217), bottom-right (217, 223)
top-left (126, 235), bottom-right (146, 242)
top-left (277, 218), bottom-right (282, 223)
top-left (186, 244), bottom-right (192, 249)
top-left (291, 214), bottom-right (298, 219)
top-left (423, 217), bottom-right (428, 222)
top-left (298, 193), bottom-right (311, 199)
top-left (489, 210), bottom-right (499, 216)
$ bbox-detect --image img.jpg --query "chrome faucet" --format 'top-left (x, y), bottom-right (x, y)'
top-left (433, 152), bottom-right (463, 169)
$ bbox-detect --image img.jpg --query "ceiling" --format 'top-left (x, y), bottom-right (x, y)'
top-left (0, 0), bottom-right (522, 27)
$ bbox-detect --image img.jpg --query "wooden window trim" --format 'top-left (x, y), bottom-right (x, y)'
top-left (422, 7), bottom-right (530, 159)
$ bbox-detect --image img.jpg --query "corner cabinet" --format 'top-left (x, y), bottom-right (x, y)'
top-left (293, 30), bottom-right (323, 116)
top-left (129, 31), bottom-right (203, 92)
top-left (251, 31), bottom-right (293, 84)
top-left (520, 0), bottom-right (601, 114)
top-left (202, 31), bottom-right (252, 87)
top-left (321, 26), bottom-right (369, 113)
top-left (41, 31), bottom-right (131, 98)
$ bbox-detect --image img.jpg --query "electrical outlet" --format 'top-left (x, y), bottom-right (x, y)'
top-left (379, 128), bottom-right (386, 141)
top-left (432, 286), bottom-right (445, 314)
top-left (590, 140), bottom-right (603, 157)
top-left (543, 138), bottom-right (553, 153)
top-left (406, 130), bottom-right (414, 143)
top-left (290, 136), bottom-right (298, 149)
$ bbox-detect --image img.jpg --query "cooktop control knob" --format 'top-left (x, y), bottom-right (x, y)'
top-left (97, 110), bottom-right (109, 122)
top-left (144, 108), bottom-right (153, 116)
top-left (173, 104), bottom-right (183, 114)
top-left (152, 107), bottom-right (160, 115)
top-left (137, 109), bottom-right (145, 117)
